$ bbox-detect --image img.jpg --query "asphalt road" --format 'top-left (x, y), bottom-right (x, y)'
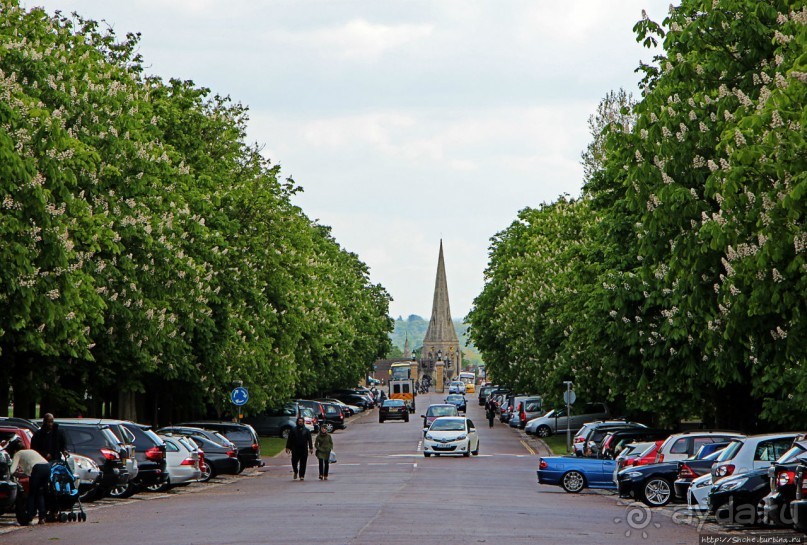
top-left (1, 392), bottom-right (704, 544)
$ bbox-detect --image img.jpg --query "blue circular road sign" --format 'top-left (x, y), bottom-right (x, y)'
top-left (231, 386), bottom-right (249, 406)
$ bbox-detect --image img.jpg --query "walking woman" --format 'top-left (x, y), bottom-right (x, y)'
top-left (315, 426), bottom-right (333, 480)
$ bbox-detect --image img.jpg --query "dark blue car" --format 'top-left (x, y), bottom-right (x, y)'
top-left (537, 455), bottom-right (617, 493)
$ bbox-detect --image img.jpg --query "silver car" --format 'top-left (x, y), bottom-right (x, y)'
top-left (150, 434), bottom-right (202, 491)
top-left (524, 403), bottom-right (609, 438)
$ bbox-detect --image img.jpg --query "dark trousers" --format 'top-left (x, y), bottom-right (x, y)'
top-left (487, 414), bottom-right (495, 427)
top-left (291, 450), bottom-right (308, 478)
top-left (28, 463), bottom-right (50, 520)
top-left (318, 457), bottom-right (330, 477)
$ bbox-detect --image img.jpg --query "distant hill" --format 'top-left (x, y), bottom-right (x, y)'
top-left (388, 315), bottom-right (483, 370)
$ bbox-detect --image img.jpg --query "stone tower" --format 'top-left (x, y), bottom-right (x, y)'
top-left (420, 240), bottom-right (461, 388)
top-left (403, 334), bottom-right (412, 359)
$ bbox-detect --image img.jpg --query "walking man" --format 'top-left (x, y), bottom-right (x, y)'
top-left (285, 417), bottom-right (313, 481)
top-left (485, 399), bottom-right (496, 428)
top-left (315, 426), bottom-right (333, 480)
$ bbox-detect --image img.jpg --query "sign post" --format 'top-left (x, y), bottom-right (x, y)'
top-left (231, 386), bottom-right (249, 423)
top-left (562, 381), bottom-right (576, 453)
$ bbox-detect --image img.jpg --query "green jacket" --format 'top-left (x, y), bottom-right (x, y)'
top-left (314, 433), bottom-right (333, 460)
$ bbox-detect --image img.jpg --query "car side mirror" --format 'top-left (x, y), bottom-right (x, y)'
top-left (469, 427), bottom-right (476, 431)
top-left (420, 415), bottom-right (425, 418)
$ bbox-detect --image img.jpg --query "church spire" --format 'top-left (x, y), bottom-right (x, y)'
top-left (422, 240), bottom-right (460, 370)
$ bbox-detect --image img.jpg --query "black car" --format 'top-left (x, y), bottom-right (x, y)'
top-left (179, 421), bottom-right (263, 471)
top-left (318, 402), bottom-right (347, 433)
top-left (477, 385), bottom-right (492, 406)
top-left (330, 392), bottom-right (373, 410)
top-left (791, 458), bottom-right (807, 531)
top-left (444, 394), bottom-right (467, 413)
top-left (599, 429), bottom-right (672, 460)
top-left (0, 417), bottom-right (39, 434)
top-left (157, 426), bottom-right (237, 449)
top-left (708, 468), bottom-right (770, 526)
top-left (618, 444), bottom-right (725, 507)
top-left (59, 423), bottom-right (130, 501)
top-left (379, 399), bottom-right (409, 423)
top-left (184, 435), bottom-right (240, 480)
top-left (673, 442), bottom-right (731, 501)
top-left (762, 440), bottom-right (807, 526)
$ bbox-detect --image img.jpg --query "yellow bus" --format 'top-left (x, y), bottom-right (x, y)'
top-left (457, 372), bottom-right (476, 393)
top-left (389, 362), bottom-right (416, 410)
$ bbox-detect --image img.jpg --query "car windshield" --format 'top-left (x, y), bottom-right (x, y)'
top-left (427, 406), bottom-right (457, 417)
top-left (716, 440), bottom-right (743, 462)
top-left (446, 395), bottom-right (463, 402)
top-left (430, 419), bottom-right (465, 432)
top-left (383, 400), bottom-right (404, 407)
top-left (777, 443), bottom-right (806, 463)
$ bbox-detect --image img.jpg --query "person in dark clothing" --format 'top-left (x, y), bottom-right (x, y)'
top-left (485, 400), bottom-right (496, 428)
top-left (285, 417), bottom-right (313, 481)
top-left (30, 413), bottom-right (67, 462)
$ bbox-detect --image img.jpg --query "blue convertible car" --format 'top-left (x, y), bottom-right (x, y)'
top-left (537, 456), bottom-right (617, 493)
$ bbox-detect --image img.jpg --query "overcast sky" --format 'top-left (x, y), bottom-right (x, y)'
top-left (30, 0), bottom-right (670, 319)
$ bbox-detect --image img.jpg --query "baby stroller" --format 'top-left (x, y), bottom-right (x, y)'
top-left (46, 458), bottom-right (86, 522)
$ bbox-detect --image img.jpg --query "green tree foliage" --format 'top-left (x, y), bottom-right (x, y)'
top-left (0, 2), bottom-right (392, 420)
top-left (468, 0), bottom-right (806, 430)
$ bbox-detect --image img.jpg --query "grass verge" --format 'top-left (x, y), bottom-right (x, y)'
top-left (542, 434), bottom-right (573, 455)
top-left (259, 437), bottom-right (286, 457)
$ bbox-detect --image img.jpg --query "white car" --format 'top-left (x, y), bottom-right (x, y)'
top-left (448, 381), bottom-right (466, 394)
top-left (711, 433), bottom-right (799, 484)
top-left (151, 434), bottom-right (202, 491)
top-left (654, 431), bottom-right (745, 463)
top-left (688, 473), bottom-right (712, 512)
top-left (423, 417), bottom-right (479, 457)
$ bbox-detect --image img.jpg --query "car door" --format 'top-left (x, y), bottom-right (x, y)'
top-left (752, 437), bottom-right (795, 472)
top-left (467, 420), bottom-right (479, 451)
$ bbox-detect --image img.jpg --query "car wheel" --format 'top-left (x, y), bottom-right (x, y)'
top-left (472, 442), bottom-right (479, 456)
top-left (108, 482), bottom-right (137, 499)
top-left (323, 422), bottom-right (335, 433)
top-left (642, 477), bottom-right (673, 507)
top-left (79, 485), bottom-right (102, 503)
top-left (404, 416), bottom-right (409, 423)
top-left (561, 471), bottom-right (586, 493)
top-left (198, 461), bottom-right (212, 482)
top-left (537, 425), bottom-right (551, 438)
top-left (145, 479), bottom-right (170, 493)
top-left (379, 417), bottom-right (385, 423)
top-left (424, 453), bottom-right (431, 458)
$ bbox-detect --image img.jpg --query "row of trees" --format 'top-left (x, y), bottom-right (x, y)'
top-left (468, 0), bottom-right (806, 431)
top-left (0, 3), bottom-right (392, 423)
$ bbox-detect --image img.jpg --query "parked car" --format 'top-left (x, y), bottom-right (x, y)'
top-left (330, 392), bottom-right (373, 410)
top-left (58, 422), bottom-right (131, 501)
top-left (537, 455), bottom-right (617, 493)
top-left (790, 456), bottom-right (807, 532)
top-left (524, 403), bottom-right (609, 438)
top-left (583, 422), bottom-right (648, 457)
top-left (421, 404), bottom-right (459, 432)
top-left (243, 402), bottom-right (306, 438)
top-left (148, 434), bottom-right (202, 491)
top-left (687, 472), bottom-right (714, 512)
top-left (423, 417), bottom-right (479, 458)
top-left (444, 394), bottom-right (467, 413)
top-left (0, 417), bottom-right (39, 434)
top-left (315, 398), bottom-right (361, 416)
top-left (599, 428), bottom-right (672, 460)
top-left (673, 442), bottom-right (732, 501)
top-left (59, 418), bottom-right (166, 499)
top-left (617, 443), bottom-right (729, 507)
top-left (178, 421), bottom-right (263, 471)
top-left (711, 433), bottom-right (798, 485)
top-left (185, 434), bottom-right (240, 481)
top-left (379, 399), bottom-right (409, 423)
top-left (317, 402), bottom-right (347, 433)
top-left (157, 426), bottom-right (236, 450)
top-left (761, 438), bottom-right (807, 526)
top-left (709, 440), bottom-right (807, 527)
top-left (613, 441), bottom-right (657, 483)
top-left (570, 420), bottom-right (642, 456)
top-left (654, 430), bottom-right (744, 463)
top-left (297, 400), bottom-right (328, 431)
top-left (56, 418), bottom-right (139, 491)
top-left (518, 397), bottom-right (544, 429)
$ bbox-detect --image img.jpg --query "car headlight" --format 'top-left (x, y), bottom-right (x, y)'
top-left (425, 434), bottom-right (435, 440)
top-left (626, 471), bottom-right (642, 479)
top-left (717, 478), bottom-right (747, 492)
top-left (456, 434), bottom-right (467, 441)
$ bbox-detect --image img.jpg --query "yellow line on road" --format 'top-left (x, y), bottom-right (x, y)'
top-left (520, 440), bottom-right (536, 455)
